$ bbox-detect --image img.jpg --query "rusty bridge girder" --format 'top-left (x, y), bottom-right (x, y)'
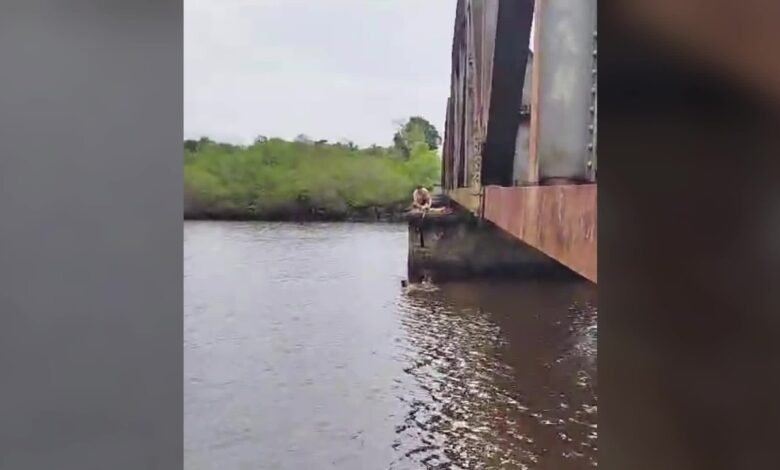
top-left (442, 0), bottom-right (597, 283)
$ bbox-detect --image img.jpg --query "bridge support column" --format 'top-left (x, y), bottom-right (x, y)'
top-left (532, 0), bottom-right (598, 184)
top-left (406, 212), bottom-right (574, 283)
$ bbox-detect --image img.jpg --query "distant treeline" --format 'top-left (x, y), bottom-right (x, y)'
top-left (184, 116), bottom-right (442, 221)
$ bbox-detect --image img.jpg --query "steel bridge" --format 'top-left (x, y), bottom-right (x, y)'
top-left (442, 0), bottom-right (597, 283)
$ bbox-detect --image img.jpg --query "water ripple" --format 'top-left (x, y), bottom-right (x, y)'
top-left (389, 284), bottom-right (597, 469)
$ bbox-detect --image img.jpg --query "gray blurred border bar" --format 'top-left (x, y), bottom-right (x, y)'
top-left (0, 1), bottom-right (183, 468)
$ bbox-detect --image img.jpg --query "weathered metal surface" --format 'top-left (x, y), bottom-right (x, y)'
top-left (482, 185), bottom-right (597, 283)
top-left (535, 0), bottom-right (597, 182)
top-left (482, 0), bottom-right (535, 187)
top-left (521, 50), bottom-right (534, 107)
top-left (512, 118), bottom-right (531, 184)
top-left (587, 25), bottom-right (598, 181)
top-left (444, 0), bottom-right (467, 190)
top-left (527, 1), bottom-right (542, 185)
top-left (445, 0), bottom-right (599, 188)
top-left (513, 50), bottom-right (534, 184)
top-left (441, 0), bottom-right (597, 283)
top-left (444, 0), bottom-right (531, 192)
top-left (447, 188), bottom-right (482, 215)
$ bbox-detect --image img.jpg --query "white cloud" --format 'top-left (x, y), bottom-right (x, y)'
top-left (184, 0), bottom-right (457, 147)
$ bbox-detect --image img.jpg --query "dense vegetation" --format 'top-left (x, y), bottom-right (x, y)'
top-left (184, 116), bottom-right (442, 221)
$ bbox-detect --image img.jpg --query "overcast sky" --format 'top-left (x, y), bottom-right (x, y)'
top-left (184, 0), bottom-right (457, 147)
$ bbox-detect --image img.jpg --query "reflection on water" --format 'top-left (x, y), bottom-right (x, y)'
top-left (185, 221), bottom-right (597, 469)
top-left (394, 282), bottom-right (597, 469)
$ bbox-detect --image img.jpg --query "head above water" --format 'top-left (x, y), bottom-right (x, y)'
top-left (415, 185), bottom-right (425, 190)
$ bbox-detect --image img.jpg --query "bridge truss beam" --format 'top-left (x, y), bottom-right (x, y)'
top-left (442, 0), bottom-right (598, 283)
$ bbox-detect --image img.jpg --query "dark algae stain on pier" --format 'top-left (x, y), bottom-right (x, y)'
top-left (185, 221), bottom-right (597, 469)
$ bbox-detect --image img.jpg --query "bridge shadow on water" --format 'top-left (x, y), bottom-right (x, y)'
top-left (392, 280), bottom-right (597, 470)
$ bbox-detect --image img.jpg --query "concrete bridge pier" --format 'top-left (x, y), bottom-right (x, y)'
top-left (406, 211), bottom-right (575, 283)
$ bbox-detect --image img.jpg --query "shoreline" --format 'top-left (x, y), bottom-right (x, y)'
top-left (183, 201), bottom-right (454, 224)
top-left (183, 209), bottom-right (408, 224)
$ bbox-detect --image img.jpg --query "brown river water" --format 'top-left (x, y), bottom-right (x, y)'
top-left (184, 221), bottom-right (597, 469)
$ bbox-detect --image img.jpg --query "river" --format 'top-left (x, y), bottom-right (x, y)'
top-left (184, 221), bottom-right (597, 469)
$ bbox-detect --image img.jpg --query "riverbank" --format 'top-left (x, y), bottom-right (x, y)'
top-left (183, 204), bottom-right (408, 223)
top-left (184, 131), bottom-right (441, 227)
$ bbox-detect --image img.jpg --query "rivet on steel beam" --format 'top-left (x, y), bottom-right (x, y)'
top-left (588, 124), bottom-right (594, 132)
top-left (592, 49), bottom-right (597, 57)
top-left (589, 106), bottom-right (595, 113)
top-left (592, 68), bottom-right (597, 75)
top-left (587, 160), bottom-right (593, 168)
top-left (593, 31), bottom-right (597, 39)
top-left (591, 86), bottom-right (596, 94)
top-left (587, 143), bottom-right (593, 151)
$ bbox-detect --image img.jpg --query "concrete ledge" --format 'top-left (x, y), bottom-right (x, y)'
top-left (404, 210), bottom-right (469, 227)
top-left (407, 210), bottom-right (578, 283)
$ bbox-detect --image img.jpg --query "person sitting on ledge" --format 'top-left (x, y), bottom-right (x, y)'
top-left (411, 185), bottom-right (432, 211)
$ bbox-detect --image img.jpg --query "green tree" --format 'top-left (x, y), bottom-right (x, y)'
top-left (338, 139), bottom-right (358, 151)
top-left (183, 117), bottom-right (442, 220)
top-left (184, 136), bottom-right (215, 153)
top-left (392, 116), bottom-right (442, 158)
